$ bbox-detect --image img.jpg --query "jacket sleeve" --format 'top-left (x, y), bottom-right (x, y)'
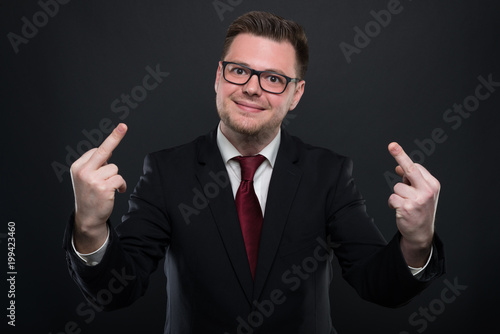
top-left (326, 157), bottom-right (445, 308)
top-left (62, 153), bottom-right (171, 310)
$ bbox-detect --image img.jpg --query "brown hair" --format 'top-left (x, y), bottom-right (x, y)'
top-left (221, 11), bottom-right (309, 80)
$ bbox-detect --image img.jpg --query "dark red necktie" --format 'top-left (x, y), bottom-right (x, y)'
top-left (233, 155), bottom-right (266, 279)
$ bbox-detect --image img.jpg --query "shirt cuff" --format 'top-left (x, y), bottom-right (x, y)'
top-left (71, 226), bottom-right (110, 266)
top-left (408, 245), bottom-right (434, 277)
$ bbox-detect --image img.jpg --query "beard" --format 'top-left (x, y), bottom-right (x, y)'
top-left (216, 94), bottom-right (287, 138)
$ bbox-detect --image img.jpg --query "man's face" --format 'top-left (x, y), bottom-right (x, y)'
top-left (214, 33), bottom-right (305, 137)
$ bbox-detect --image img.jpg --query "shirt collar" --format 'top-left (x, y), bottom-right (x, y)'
top-left (216, 122), bottom-right (280, 168)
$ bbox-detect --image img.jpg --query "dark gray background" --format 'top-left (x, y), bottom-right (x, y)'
top-left (1, 0), bottom-right (499, 333)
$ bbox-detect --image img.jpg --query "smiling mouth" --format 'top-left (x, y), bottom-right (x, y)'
top-left (234, 101), bottom-right (265, 112)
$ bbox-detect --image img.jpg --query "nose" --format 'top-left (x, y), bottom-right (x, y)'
top-left (243, 73), bottom-right (262, 96)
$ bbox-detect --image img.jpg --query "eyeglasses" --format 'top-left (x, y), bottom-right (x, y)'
top-left (221, 61), bottom-right (300, 94)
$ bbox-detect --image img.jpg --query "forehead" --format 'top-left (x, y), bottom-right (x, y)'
top-left (224, 33), bottom-right (297, 76)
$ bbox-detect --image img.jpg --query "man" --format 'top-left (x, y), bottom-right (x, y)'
top-left (64, 11), bottom-right (445, 333)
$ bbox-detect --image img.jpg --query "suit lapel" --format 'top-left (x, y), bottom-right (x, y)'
top-left (195, 129), bottom-right (254, 304)
top-left (252, 130), bottom-right (302, 301)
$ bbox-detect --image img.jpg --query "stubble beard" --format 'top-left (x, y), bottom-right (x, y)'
top-left (216, 95), bottom-right (287, 139)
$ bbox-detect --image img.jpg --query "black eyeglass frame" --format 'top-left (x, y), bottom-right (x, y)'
top-left (221, 61), bottom-right (301, 94)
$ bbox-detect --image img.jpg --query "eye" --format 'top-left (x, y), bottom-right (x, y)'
top-left (263, 73), bottom-right (286, 85)
top-left (230, 65), bottom-right (248, 76)
top-left (269, 76), bottom-right (279, 83)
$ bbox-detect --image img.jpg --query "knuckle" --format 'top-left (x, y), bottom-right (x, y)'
top-left (388, 194), bottom-right (396, 204)
top-left (422, 185), bottom-right (438, 200)
top-left (415, 190), bottom-right (433, 206)
top-left (96, 184), bottom-right (108, 193)
top-left (87, 177), bottom-right (99, 187)
top-left (393, 182), bottom-right (404, 192)
top-left (402, 202), bottom-right (414, 213)
top-left (74, 168), bottom-right (88, 180)
top-left (86, 174), bottom-right (102, 186)
top-left (109, 163), bottom-right (119, 173)
top-left (108, 175), bottom-right (120, 187)
top-left (415, 196), bottom-right (426, 206)
top-left (406, 163), bottom-right (415, 174)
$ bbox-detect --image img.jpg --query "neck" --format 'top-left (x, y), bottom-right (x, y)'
top-left (220, 122), bottom-right (279, 156)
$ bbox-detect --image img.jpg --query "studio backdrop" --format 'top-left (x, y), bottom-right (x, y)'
top-left (2, 0), bottom-right (499, 333)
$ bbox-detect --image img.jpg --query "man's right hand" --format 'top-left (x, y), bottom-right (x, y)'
top-left (70, 123), bottom-right (128, 253)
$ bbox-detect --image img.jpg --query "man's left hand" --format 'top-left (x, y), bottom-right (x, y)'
top-left (388, 142), bottom-right (440, 268)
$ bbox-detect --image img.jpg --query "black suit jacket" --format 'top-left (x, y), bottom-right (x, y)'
top-left (63, 128), bottom-right (445, 333)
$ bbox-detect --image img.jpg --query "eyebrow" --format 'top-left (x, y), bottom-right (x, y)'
top-left (229, 61), bottom-right (289, 76)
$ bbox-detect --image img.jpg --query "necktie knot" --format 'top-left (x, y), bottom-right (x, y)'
top-left (233, 155), bottom-right (266, 181)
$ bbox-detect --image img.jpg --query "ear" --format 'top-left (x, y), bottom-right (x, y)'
top-left (289, 80), bottom-right (305, 111)
top-left (214, 61), bottom-right (223, 93)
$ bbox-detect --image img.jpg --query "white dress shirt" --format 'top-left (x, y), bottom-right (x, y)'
top-left (216, 123), bottom-right (280, 215)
